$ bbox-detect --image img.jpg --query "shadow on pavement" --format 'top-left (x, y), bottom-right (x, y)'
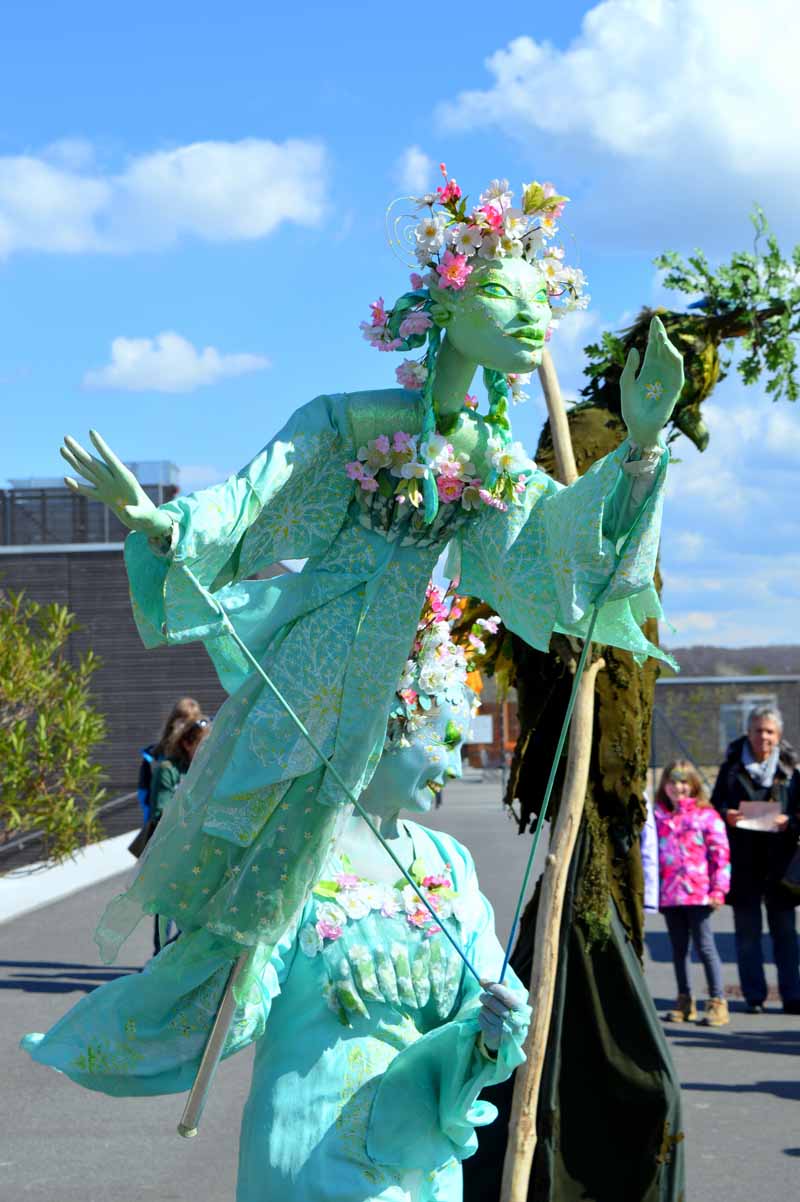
top-left (668, 1026), bottom-right (800, 1057)
top-left (682, 1079), bottom-right (800, 1101)
top-left (0, 959), bottom-right (139, 994)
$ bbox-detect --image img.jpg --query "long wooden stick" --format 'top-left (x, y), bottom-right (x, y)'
top-left (538, 349), bottom-right (578, 486)
top-left (498, 349), bottom-right (598, 1200)
top-left (499, 655), bottom-right (604, 1202)
top-left (178, 951), bottom-right (250, 1138)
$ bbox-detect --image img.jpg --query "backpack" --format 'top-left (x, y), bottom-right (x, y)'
top-left (137, 744), bottom-right (158, 820)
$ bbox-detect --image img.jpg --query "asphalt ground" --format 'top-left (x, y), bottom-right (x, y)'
top-left (2, 772), bottom-right (798, 1200)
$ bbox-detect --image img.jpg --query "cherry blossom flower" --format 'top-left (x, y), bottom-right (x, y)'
top-left (422, 873), bottom-right (452, 890)
top-left (437, 476), bottom-right (465, 504)
top-left (436, 250), bottom-right (473, 290)
top-left (398, 311), bottom-right (433, 339)
top-left (449, 223), bottom-right (483, 257)
top-left (409, 272), bottom-right (425, 289)
top-left (315, 918), bottom-right (343, 942)
top-left (395, 359), bottom-right (428, 390)
top-left (464, 393), bottom-right (478, 410)
top-left (334, 872), bottom-right (361, 890)
top-left (477, 615), bottom-right (501, 635)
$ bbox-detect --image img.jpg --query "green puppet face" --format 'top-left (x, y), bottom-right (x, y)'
top-left (431, 256), bottom-right (552, 373)
top-left (359, 693), bottom-right (471, 817)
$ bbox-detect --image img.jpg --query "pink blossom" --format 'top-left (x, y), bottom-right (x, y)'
top-left (334, 872), bottom-right (361, 890)
top-left (437, 476), bottom-right (465, 504)
top-left (399, 687), bottom-right (419, 706)
top-left (359, 475), bottom-right (379, 492)
top-left (542, 182), bottom-right (566, 218)
top-left (477, 203), bottom-right (504, 232)
top-left (545, 326), bottom-right (554, 342)
top-left (436, 251), bottom-right (473, 291)
top-left (464, 393), bottom-right (478, 410)
top-left (377, 337), bottom-right (403, 353)
top-left (478, 488), bottom-right (508, 512)
top-left (374, 434), bottom-right (390, 454)
top-left (393, 431), bottom-right (415, 452)
top-left (436, 179), bottom-right (462, 205)
top-left (410, 272), bottom-right (425, 290)
top-left (449, 604), bottom-right (463, 621)
top-left (478, 616), bottom-right (500, 635)
top-left (468, 632), bottom-right (487, 655)
top-left (406, 907), bottom-right (429, 929)
top-left (395, 360), bottom-right (426, 390)
top-left (316, 919), bottom-right (343, 942)
top-left (398, 311), bottom-right (433, 339)
top-left (423, 924), bottom-right (442, 938)
top-left (422, 873), bottom-right (452, 890)
top-left (345, 460), bottom-right (365, 481)
top-left (369, 297), bottom-right (388, 327)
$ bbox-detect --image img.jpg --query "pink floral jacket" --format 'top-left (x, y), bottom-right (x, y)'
top-left (655, 797), bottom-right (731, 907)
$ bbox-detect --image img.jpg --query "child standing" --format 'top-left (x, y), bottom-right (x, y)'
top-left (655, 759), bottom-right (731, 1026)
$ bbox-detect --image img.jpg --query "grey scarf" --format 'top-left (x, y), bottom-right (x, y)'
top-left (743, 740), bottom-right (780, 788)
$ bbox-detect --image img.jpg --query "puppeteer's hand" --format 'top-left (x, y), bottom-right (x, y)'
top-left (620, 315), bottom-right (684, 451)
top-left (60, 430), bottom-right (172, 538)
top-left (478, 980), bottom-right (527, 1053)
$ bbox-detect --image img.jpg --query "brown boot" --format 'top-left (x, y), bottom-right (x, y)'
top-left (700, 996), bottom-right (729, 1026)
top-left (666, 993), bottom-right (698, 1022)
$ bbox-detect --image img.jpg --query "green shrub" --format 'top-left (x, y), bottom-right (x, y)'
top-left (0, 589), bottom-right (106, 862)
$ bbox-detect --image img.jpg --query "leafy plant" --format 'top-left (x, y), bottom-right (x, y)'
top-left (0, 589), bottom-right (105, 862)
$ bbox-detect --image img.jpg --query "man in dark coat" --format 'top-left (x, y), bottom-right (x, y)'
top-left (711, 705), bottom-right (800, 1013)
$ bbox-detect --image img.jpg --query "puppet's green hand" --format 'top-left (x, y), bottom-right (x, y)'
top-left (60, 429), bottom-right (172, 537)
top-left (620, 316), bottom-right (684, 450)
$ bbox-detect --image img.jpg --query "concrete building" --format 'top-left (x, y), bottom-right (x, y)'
top-left (1, 465), bottom-right (291, 792)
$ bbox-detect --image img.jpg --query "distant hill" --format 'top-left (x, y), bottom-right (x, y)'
top-left (663, 645), bottom-right (800, 677)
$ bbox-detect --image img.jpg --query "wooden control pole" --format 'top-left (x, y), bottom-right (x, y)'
top-left (499, 349), bottom-right (602, 1202)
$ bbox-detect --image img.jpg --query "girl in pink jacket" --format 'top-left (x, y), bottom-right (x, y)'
top-left (655, 760), bottom-right (731, 1026)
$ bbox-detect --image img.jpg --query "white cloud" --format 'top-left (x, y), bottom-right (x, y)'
top-left (83, 332), bottom-right (269, 393)
top-left (659, 375), bottom-right (800, 646)
top-left (0, 137), bottom-right (327, 257)
top-left (437, 1), bottom-right (800, 245)
top-left (395, 146), bottom-right (434, 194)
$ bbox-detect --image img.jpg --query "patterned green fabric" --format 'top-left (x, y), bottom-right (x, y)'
top-left (97, 388), bottom-right (668, 964)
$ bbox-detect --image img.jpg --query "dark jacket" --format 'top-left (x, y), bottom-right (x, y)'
top-left (711, 735), bottom-right (800, 908)
top-left (149, 757), bottom-right (188, 823)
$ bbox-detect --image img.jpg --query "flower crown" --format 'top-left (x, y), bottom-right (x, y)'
top-left (361, 165), bottom-right (589, 407)
top-left (385, 581), bottom-right (497, 749)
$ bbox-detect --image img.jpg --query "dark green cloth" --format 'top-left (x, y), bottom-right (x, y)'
top-left (462, 824), bottom-right (685, 1202)
top-left (149, 757), bottom-right (187, 822)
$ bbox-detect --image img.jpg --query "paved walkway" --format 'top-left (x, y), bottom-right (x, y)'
top-left (2, 774), bottom-right (798, 1199)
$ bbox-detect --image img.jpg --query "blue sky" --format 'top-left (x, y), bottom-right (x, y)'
top-left (3, 0), bottom-right (799, 645)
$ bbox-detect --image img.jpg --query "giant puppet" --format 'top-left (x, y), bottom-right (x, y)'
top-left (26, 168), bottom-right (683, 1199)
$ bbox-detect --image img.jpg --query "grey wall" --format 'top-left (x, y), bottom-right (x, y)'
top-left (1, 550), bottom-right (228, 792)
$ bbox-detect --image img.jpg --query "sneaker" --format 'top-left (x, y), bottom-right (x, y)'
top-left (745, 1002), bottom-right (765, 1014)
top-left (700, 997), bottom-right (729, 1026)
top-left (666, 993), bottom-right (698, 1022)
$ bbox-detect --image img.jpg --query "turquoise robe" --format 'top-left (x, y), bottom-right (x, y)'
top-left (95, 389), bottom-right (668, 964)
top-left (25, 825), bottom-right (531, 1202)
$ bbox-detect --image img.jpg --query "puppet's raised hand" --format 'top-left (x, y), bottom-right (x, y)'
top-left (60, 430), bottom-right (172, 538)
top-left (620, 315), bottom-right (684, 450)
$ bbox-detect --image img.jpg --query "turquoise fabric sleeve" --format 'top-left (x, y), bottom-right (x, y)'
top-left (366, 839), bottom-right (531, 1170)
top-left (454, 440), bottom-right (671, 665)
top-left (124, 393), bottom-right (354, 650)
top-left (21, 926), bottom-right (296, 1097)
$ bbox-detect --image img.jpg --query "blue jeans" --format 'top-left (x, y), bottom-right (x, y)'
top-left (663, 906), bottom-right (724, 998)
top-left (733, 900), bottom-right (800, 1005)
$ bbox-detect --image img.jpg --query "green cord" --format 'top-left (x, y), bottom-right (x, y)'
top-left (179, 564), bottom-right (482, 987)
